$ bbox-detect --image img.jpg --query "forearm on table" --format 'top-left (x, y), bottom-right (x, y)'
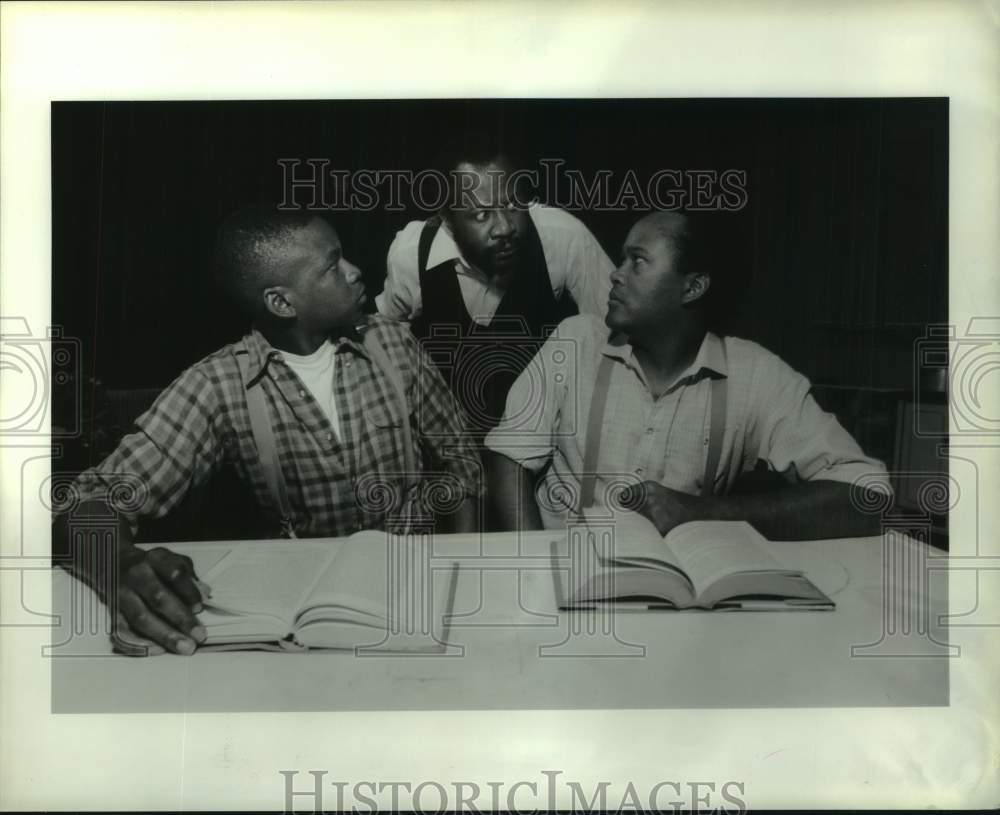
top-left (52, 499), bottom-right (136, 566)
top-left (53, 497), bottom-right (207, 656)
top-left (699, 480), bottom-right (883, 541)
top-left (485, 450), bottom-right (543, 531)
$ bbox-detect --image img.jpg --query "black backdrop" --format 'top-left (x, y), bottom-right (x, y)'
top-left (52, 98), bottom-right (947, 395)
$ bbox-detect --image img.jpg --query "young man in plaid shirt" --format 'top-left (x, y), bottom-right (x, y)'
top-left (53, 207), bottom-right (481, 656)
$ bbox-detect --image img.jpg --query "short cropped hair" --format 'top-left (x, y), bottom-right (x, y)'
top-left (431, 139), bottom-right (532, 211)
top-left (633, 210), bottom-right (745, 331)
top-left (634, 211), bottom-right (708, 279)
top-left (213, 206), bottom-right (318, 318)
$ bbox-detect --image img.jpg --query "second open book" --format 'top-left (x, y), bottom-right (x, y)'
top-left (556, 511), bottom-right (835, 611)
top-left (193, 531), bottom-right (458, 652)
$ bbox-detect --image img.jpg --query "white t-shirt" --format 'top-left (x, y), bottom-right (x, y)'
top-left (283, 340), bottom-right (342, 440)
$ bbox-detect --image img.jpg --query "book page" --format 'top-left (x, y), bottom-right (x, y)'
top-left (296, 561), bottom-right (459, 652)
top-left (581, 509), bottom-right (684, 572)
top-left (664, 521), bottom-right (798, 599)
top-left (199, 541), bottom-right (342, 626)
top-left (299, 530), bottom-right (417, 625)
top-left (563, 565), bottom-right (697, 608)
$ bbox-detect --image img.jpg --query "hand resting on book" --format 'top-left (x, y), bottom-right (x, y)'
top-left (621, 481), bottom-right (700, 536)
top-left (622, 478), bottom-right (885, 541)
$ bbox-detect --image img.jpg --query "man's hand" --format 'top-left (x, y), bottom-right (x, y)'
top-left (71, 543), bottom-right (209, 657)
top-left (55, 502), bottom-right (209, 656)
top-left (107, 547), bottom-right (209, 656)
top-left (620, 478), bottom-right (885, 541)
top-left (621, 480), bottom-right (702, 536)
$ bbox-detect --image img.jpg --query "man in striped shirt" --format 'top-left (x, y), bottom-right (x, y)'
top-left (485, 211), bottom-right (891, 539)
top-left (53, 207), bottom-right (481, 655)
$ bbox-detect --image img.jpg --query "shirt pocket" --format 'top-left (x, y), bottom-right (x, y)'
top-left (364, 400), bottom-right (404, 432)
top-left (361, 401), bottom-right (417, 513)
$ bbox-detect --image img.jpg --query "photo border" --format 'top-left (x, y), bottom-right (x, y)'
top-left (2, 1), bottom-right (998, 810)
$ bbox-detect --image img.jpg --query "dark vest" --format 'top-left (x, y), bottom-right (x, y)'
top-left (412, 215), bottom-right (577, 434)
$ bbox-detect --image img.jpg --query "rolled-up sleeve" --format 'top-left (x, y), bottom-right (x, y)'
top-left (750, 353), bottom-right (892, 495)
top-left (376, 224), bottom-right (423, 320)
top-left (529, 206), bottom-right (613, 319)
top-left (69, 368), bottom-right (225, 530)
top-left (484, 331), bottom-right (570, 473)
top-left (561, 218), bottom-right (614, 319)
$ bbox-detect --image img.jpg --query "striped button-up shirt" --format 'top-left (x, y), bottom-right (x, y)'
top-left (484, 315), bottom-right (891, 529)
top-left (72, 316), bottom-right (481, 537)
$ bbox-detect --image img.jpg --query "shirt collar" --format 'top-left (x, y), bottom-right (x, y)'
top-left (426, 222), bottom-right (467, 271)
top-left (238, 321), bottom-right (373, 385)
top-left (689, 331), bottom-right (729, 378)
top-left (238, 329), bottom-right (276, 385)
top-left (601, 330), bottom-right (729, 383)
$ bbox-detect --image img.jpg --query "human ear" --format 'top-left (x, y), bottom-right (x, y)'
top-left (262, 286), bottom-right (295, 319)
top-left (682, 273), bottom-right (711, 305)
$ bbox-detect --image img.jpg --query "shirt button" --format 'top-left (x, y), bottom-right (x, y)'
top-left (635, 468), bottom-right (644, 476)
top-left (298, 389), bottom-right (307, 398)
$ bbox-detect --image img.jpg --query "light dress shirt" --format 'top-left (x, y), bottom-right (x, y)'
top-left (485, 314), bottom-right (892, 529)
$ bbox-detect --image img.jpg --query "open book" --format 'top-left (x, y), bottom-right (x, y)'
top-left (555, 512), bottom-right (834, 611)
top-left (194, 531), bottom-right (459, 652)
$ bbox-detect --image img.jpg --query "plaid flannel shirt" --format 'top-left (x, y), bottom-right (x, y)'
top-left (72, 315), bottom-right (482, 537)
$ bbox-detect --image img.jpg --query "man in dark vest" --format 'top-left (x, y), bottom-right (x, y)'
top-left (376, 148), bottom-right (613, 435)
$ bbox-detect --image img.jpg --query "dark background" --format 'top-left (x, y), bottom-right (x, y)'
top-left (52, 98), bottom-right (948, 473)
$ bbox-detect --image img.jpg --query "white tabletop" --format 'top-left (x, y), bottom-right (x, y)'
top-left (49, 530), bottom-right (950, 712)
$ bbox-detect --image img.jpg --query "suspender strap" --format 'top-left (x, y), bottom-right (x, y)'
top-left (417, 216), bottom-right (439, 277)
top-left (236, 351), bottom-right (298, 539)
top-left (362, 330), bottom-right (418, 490)
top-left (577, 350), bottom-right (615, 519)
top-left (236, 331), bottom-right (419, 537)
top-left (576, 334), bottom-right (729, 515)
top-left (701, 335), bottom-right (729, 498)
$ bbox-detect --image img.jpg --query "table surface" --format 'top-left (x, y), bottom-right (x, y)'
top-left (49, 530), bottom-right (950, 712)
